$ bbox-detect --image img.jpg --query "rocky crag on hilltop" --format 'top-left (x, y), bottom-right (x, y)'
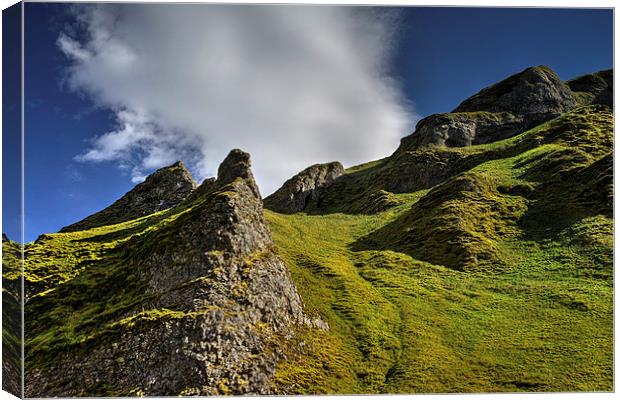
top-left (261, 67), bottom-right (612, 392)
top-left (404, 66), bottom-right (577, 148)
top-left (15, 65), bottom-right (613, 395)
top-left (264, 161), bottom-right (344, 213)
top-left (270, 66), bottom-right (612, 217)
top-left (24, 150), bottom-right (325, 397)
top-left (61, 161), bottom-right (197, 232)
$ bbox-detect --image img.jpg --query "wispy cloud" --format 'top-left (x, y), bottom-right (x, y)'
top-left (59, 4), bottom-right (413, 194)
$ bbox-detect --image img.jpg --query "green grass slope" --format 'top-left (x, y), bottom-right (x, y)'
top-left (23, 184), bottom-right (246, 382)
top-left (20, 104), bottom-right (612, 394)
top-left (310, 105), bottom-right (611, 216)
top-left (2, 236), bottom-right (22, 396)
top-left (266, 105), bottom-right (613, 393)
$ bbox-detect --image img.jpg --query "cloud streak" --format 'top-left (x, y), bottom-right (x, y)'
top-left (59, 4), bottom-right (413, 194)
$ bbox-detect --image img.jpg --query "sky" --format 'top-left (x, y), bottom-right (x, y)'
top-left (5, 4), bottom-right (613, 242)
top-left (3, 3), bottom-right (21, 243)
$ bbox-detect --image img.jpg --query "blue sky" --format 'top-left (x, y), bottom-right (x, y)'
top-left (3, 3), bottom-right (21, 242)
top-left (5, 4), bottom-right (613, 243)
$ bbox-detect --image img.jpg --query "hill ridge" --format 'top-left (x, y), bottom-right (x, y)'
top-left (60, 160), bottom-right (197, 233)
top-left (13, 65), bottom-right (614, 396)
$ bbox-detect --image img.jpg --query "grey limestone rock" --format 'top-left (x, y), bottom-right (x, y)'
top-left (26, 149), bottom-right (326, 397)
top-left (401, 111), bottom-right (523, 148)
top-left (453, 66), bottom-right (577, 121)
top-left (400, 66), bottom-right (578, 150)
top-left (217, 148), bottom-right (262, 198)
top-left (264, 161), bottom-right (344, 213)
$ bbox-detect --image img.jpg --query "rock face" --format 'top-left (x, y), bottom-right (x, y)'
top-left (60, 161), bottom-right (197, 232)
top-left (303, 68), bottom-right (613, 216)
top-left (264, 162), bottom-right (344, 213)
top-left (401, 66), bottom-right (578, 150)
top-left (567, 69), bottom-right (613, 108)
top-left (453, 66), bottom-right (577, 119)
top-left (26, 150), bottom-right (324, 397)
top-left (401, 111), bottom-right (523, 148)
top-left (217, 149), bottom-right (262, 198)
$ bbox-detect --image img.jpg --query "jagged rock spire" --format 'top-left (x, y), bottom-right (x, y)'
top-left (217, 149), bottom-right (261, 198)
top-left (27, 148), bottom-right (325, 396)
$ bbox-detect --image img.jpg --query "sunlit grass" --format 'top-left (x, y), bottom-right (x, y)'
top-left (14, 105), bottom-right (613, 394)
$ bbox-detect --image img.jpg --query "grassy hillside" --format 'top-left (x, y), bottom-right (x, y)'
top-left (2, 236), bottom-right (22, 396)
top-left (23, 185), bottom-right (240, 379)
top-left (266, 105), bottom-right (613, 393)
top-left (18, 103), bottom-right (612, 394)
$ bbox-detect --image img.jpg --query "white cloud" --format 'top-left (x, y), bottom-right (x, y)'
top-left (60, 4), bottom-right (414, 195)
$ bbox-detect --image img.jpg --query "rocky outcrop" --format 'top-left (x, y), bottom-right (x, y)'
top-left (26, 150), bottom-right (325, 397)
top-left (217, 149), bottom-right (261, 198)
top-left (401, 111), bottom-right (523, 148)
top-left (567, 69), bottom-right (613, 108)
top-left (60, 161), bottom-right (197, 232)
top-left (400, 66), bottom-right (578, 150)
top-left (264, 162), bottom-right (344, 213)
top-left (453, 66), bottom-right (577, 121)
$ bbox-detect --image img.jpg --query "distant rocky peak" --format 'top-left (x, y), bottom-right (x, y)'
top-left (567, 69), bottom-right (613, 108)
top-left (60, 160), bottom-right (197, 232)
top-left (453, 65), bottom-right (577, 121)
top-left (217, 149), bottom-right (261, 198)
top-left (397, 65), bottom-right (584, 151)
top-left (264, 161), bottom-right (344, 213)
top-left (144, 160), bottom-right (195, 186)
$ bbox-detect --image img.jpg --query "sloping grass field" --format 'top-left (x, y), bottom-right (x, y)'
top-left (267, 106), bottom-right (613, 394)
top-left (15, 105), bottom-right (613, 395)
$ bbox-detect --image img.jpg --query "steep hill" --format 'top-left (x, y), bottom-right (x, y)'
top-left (23, 150), bottom-right (324, 396)
top-left (60, 161), bottom-right (197, 232)
top-left (11, 65), bottom-right (613, 395)
top-left (264, 66), bottom-right (613, 393)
